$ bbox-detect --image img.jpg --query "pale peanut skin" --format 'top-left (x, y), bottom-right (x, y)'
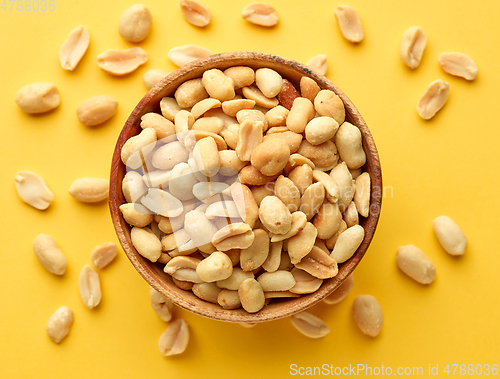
top-left (353, 295), bottom-right (384, 337)
top-left (68, 177), bottom-right (109, 203)
top-left (433, 216), bottom-right (467, 255)
top-left (33, 234), bottom-right (67, 275)
top-left (14, 170), bottom-right (54, 210)
top-left (16, 82), bottom-right (60, 114)
top-left (46, 306), bottom-right (74, 344)
top-left (396, 245), bottom-right (436, 284)
top-left (118, 4), bottom-right (152, 42)
top-left (76, 95), bottom-right (118, 126)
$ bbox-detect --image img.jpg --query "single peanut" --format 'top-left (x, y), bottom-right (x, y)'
top-left (289, 268), bottom-right (323, 294)
top-left (334, 5), bottom-right (364, 43)
top-left (76, 95), bottom-right (118, 126)
top-left (291, 311), bottom-right (330, 338)
top-left (307, 54), bottom-right (328, 75)
top-left (121, 127), bottom-right (157, 169)
top-left (143, 69), bottom-right (169, 90)
top-left (433, 216), bottom-right (467, 256)
top-left (59, 25), bottom-right (89, 71)
top-left (335, 122), bottom-right (366, 169)
top-left (417, 79), bottom-right (450, 120)
top-left (400, 26), bottom-right (427, 69)
top-left (149, 287), bottom-right (174, 322)
top-left (259, 196), bottom-right (292, 235)
top-left (438, 52), bottom-right (478, 81)
top-left (202, 69), bottom-right (235, 102)
top-left (46, 306), bottom-right (74, 344)
top-left (255, 68), bottom-right (283, 98)
top-left (15, 82), bottom-right (60, 114)
top-left (180, 0), bottom-right (211, 27)
top-left (68, 177), bottom-right (109, 203)
top-left (238, 278), bottom-right (265, 313)
top-left (14, 171), bottom-right (54, 210)
top-left (131, 226), bottom-right (162, 262)
top-left (79, 264), bottom-right (102, 309)
top-left (313, 89), bottom-right (345, 125)
top-left (286, 97), bottom-right (315, 133)
top-left (158, 319), bottom-right (189, 356)
top-left (396, 245), bottom-right (436, 284)
top-left (240, 229), bottom-right (270, 271)
top-left (241, 2), bottom-right (279, 27)
top-left (97, 47), bottom-right (148, 75)
top-left (251, 137), bottom-right (290, 176)
top-left (295, 246), bottom-right (338, 279)
top-left (118, 4), bottom-right (152, 42)
top-left (288, 222), bottom-right (317, 264)
top-left (353, 295), bottom-right (384, 337)
top-left (33, 234), bottom-right (67, 275)
top-left (91, 242), bottom-right (117, 269)
top-left (330, 224), bottom-right (364, 263)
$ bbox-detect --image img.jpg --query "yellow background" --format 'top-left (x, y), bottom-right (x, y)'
top-left (1, 0), bottom-right (499, 378)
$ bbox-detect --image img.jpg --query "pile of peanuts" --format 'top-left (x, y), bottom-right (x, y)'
top-left (119, 64), bottom-right (372, 315)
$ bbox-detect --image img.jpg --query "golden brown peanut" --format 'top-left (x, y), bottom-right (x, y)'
top-left (192, 137), bottom-right (220, 177)
top-left (196, 251), bottom-right (233, 282)
top-left (222, 99), bottom-right (256, 117)
top-left (288, 222), bottom-right (317, 264)
top-left (438, 52), bottom-right (478, 80)
top-left (121, 127), bottom-right (157, 169)
top-left (224, 66), bottom-right (255, 89)
top-left (164, 256), bottom-right (203, 283)
top-left (97, 47), bottom-right (148, 75)
top-left (160, 97), bottom-right (182, 121)
top-left (191, 98), bottom-right (221, 119)
top-left (149, 287), bottom-right (174, 322)
top-left (184, 210), bottom-right (219, 249)
top-left (76, 95), bottom-right (118, 126)
top-left (313, 89), bottom-right (345, 125)
top-left (91, 242), bottom-right (117, 269)
top-left (324, 274), bottom-right (354, 304)
top-left (258, 270), bottom-right (296, 292)
top-left (265, 105), bottom-right (289, 127)
top-left (331, 224), bottom-right (364, 263)
top-left (68, 177), bottom-right (109, 203)
top-left (238, 278), bottom-right (265, 313)
top-left (334, 5), bottom-right (364, 43)
top-left (14, 171), bottom-right (54, 210)
top-left (120, 203), bottom-right (153, 227)
top-left (285, 153), bottom-right (315, 174)
top-left (312, 170), bottom-right (339, 203)
top-left (295, 246), bottom-right (338, 279)
top-left (286, 97), bottom-right (315, 133)
top-left (161, 229), bottom-right (191, 252)
top-left (354, 172), bottom-right (370, 218)
top-left (288, 164), bottom-right (313, 195)
top-left (59, 25), bottom-right (89, 71)
top-left (220, 124), bottom-right (239, 149)
top-left (307, 54), bottom-right (328, 75)
top-left (305, 116), bottom-right (339, 145)
top-left (158, 319), bottom-right (189, 356)
top-left (172, 277), bottom-right (193, 290)
top-left (297, 140), bottom-right (338, 169)
top-left (263, 131), bottom-right (302, 154)
top-left (274, 175), bottom-right (301, 212)
top-left (251, 137), bottom-right (290, 176)
top-left (300, 182), bottom-right (325, 220)
top-left (242, 86), bottom-right (279, 108)
top-left (239, 165), bottom-right (279, 186)
top-left (344, 201), bottom-right (359, 227)
top-left (212, 222), bottom-right (254, 245)
top-left (118, 4), bottom-right (152, 42)
top-left (325, 220), bottom-right (347, 249)
top-left (202, 69), bottom-right (235, 102)
top-left (262, 240), bottom-right (282, 272)
top-left (255, 68), bottom-right (283, 98)
top-left (313, 202), bottom-right (342, 240)
top-left (417, 79), bottom-right (450, 120)
top-left (400, 26), bottom-right (427, 69)
top-left (289, 268), bottom-right (323, 294)
top-left (141, 112), bottom-right (175, 140)
top-left (15, 82), bottom-right (60, 114)
top-left (217, 289), bottom-right (241, 309)
top-left (79, 264), bottom-right (101, 309)
top-left (184, 130), bottom-right (228, 151)
top-left (192, 282), bottom-right (223, 303)
top-left (300, 77), bottom-right (321, 103)
top-left (192, 117), bottom-right (224, 134)
top-left (330, 162), bottom-right (354, 211)
top-left (46, 306), bottom-right (74, 344)
top-left (175, 78), bottom-right (209, 108)
top-left (219, 150), bottom-right (247, 176)
top-left (335, 122), bottom-right (366, 169)
top-left (241, 2), bottom-right (279, 27)
top-left (250, 183), bottom-right (274, 206)
top-left (259, 196), bottom-right (292, 235)
top-left (216, 267), bottom-right (254, 290)
top-left (291, 311), bottom-right (330, 338)
top-left (353, 295), bottom-right (384, 337)
top-left (396, 245), bottom-right (436, 284)
top-left (131, 226), bottom-right (162, 262)
top-left (433, 215), bottom-right (467, 255)
top-left (181, 0), bottom-right (211, 27)
top-left (122, 171), bottom-right (148, 203)
top-left (236, 119), bottom-right (263, 161)
top-left (168, 45), bottom-right (213, 67)
top-left (240, 229), bottom-right (270, 271)
top-left (33, 234), bottom-right (67, 275)
top-left (143, 69), bottom-right (169, 90)
top-left (230, 183), bottom-right (259, 228)
top-left (270, 211), bottom-right (307, 242)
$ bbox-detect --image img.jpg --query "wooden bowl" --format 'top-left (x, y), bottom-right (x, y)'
top-left (109, 52), bottom-right (382, 323)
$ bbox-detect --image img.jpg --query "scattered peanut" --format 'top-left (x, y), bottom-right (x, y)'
top-left (33, 234), bottom-right (67, 275)
top-left (15, 82), bottom-right (60, 114)
top-left (400, 26), bottom-right (427, 69)
top-left (438, 52), bottom-right (478, 81)
top-left (433, 216), bottom-right (467, 255)
top-left (118, 4), bottom-right (152, 42)
top-left (68, 177), bottom-right (109, 203)
top-left (417, 79), bottom-right (450, 120)
top-left (158, 319), bottom-right (189, 356)
top-left (306, 54), bottom-right (328, 76)
top-left (334, 5), bottom-right (364, 43)
top-left (79, 264), bottom-right (102, 309)
top-left (241, 2), bottom-right (279, 27)
top-left (180, 0), bottom-right (211, 27)
top-left (291, 311), bottom-right (330, 338)
top-left (396, 245), bottom-right (436, 284)
top-left (46, 306), bottom-right (74, 344)
top-left (353, 295), bottom-right (384, 337)
top-left (143, 69), bottom-right (170, 90)
top-left (76, 95), bottom-right (118, 126)
top-left (91, 242), bottom-right (117, 269)
top-left (97, 47), bottom-right (148, 75)
top-left (14, 170), bottom-right (54, 210)
top-left (59, 25), bottom-right (89, 71)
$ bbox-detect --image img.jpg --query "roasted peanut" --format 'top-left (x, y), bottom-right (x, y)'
top-left (164, 256), bottom-right (203, 283)
top-left (353, 295), bottom-right (384, 337)
top-left (33, 234), bottom-right (67, 275)
top-left (180, 0), bottom-right (211, 27)
top-left (168, 45), bottom-right (213, 67)
top-left (120, 203), bottom-right (153, 227)
top-left (354, 172), bottom-right (370, 217)
top-left (307, 54), bottom-right (328, 75)
top-left (14, 171), bottom-right (54, 210)
top-left (288, 222), bottom-right (317, 264)
top-left (196, 251), bottom-right (233, 282)
top-left (438, 52), bottom-right (478, 81)
top-left (15, 82), bottom-right (60, 114)
top-left (150, 287), bottom-right (174, 322)
top-left (433, 216), bottom-right (467, 256)
top-left (68, 177), bottom-right (109, 203)
top-left (59, 25), bottom-right (89, 71)
top-left (222, 99), bottom-right (256, 117)
top-left (291, 311), bottom-right (330, 338)
top-left (118, 4), bottom-right (152, 42)
top-left (217, 289), bottom-right (241, 309)
top-left (300, 77), bottom-right (321, 103)
top-left (288, 164), bottom-right (313, 195)
top-left (76, 95), bottom-right (118, 126)
top-left (263, 131), bottom-right (302, 154)
top-left (313, 90), bottom-right (345, 125)
top-left (255, 68), bottom-right (283, 98)
top-left (265, 105), bottom-right (289, 127)
top-left (250, 183), bottom-right (275, 206)
top-left (231, 182), bottom-right (259, 228)
top-left (312, 169), bottom-right (339, 203)
top-left (286, 97), bottom-right (315, 133)
top-left (278, 79), bottom-right (300, 110)
top-left (131, 226), bottom-right (162, 262)
top-left (241, 2), bottom-right (279, 27)
top-left (236, 119), bottom-right (264, 161)
top-left (300, 182), bottom-right (325, 220)
top-left (334, 5), bottom-right (364, 43)
top-left (160, 97), bottom-right (182, 121)
top-left (396, 245), bottom-right (436, 284)
top-left (305, 116), bottom-right (339, 145)
top-left (143, 69), bottom-right (169, 90)
top-left (335, 122), bottom-right (366, 169)
top-left (240, 229), bottom-right (270, 271)
top-left (141, 187), bottom-right (184, 217)
top-left (216, 267), bottom-right (254, 290)
top-left (289, 268), bottom-right (323, 294)
top-left (400, 26), bottom-right (427, 69)
top-left (122, 171), bottom-right (148, 203)
top-left (79, 264), bottom-right (101, 309)
top-left (97, 47), bottom-right (148, 75)
top-left (224, 66), bottom-right (255, 89)
top-left (329, 162), bottom-right (354, 211)
top-left (91, 242), bottom-right (117, 269)
top-left (325, 220), bottom-right (347, 249)
top-left (313, 202), bottom-right (342, 240)
top-left (262, 240), bottom-right (282, 272)
top-left (202, 69), bottom-right (235, 102)
top-left (242, 86), bottom-right (279, 108)
top-left (238, 278), bottom-right (265, 313)
top-left (46, 306), bottom-right (74, 344)
top-left (269, 211), bottom-right (307, 242)
top-left (324, 274), bottom-right (354, 304)
top-left (344, 201), bottom-right (359, 227)
top-left (274, 175), bottom-right (301, 212)
top-left (192, 282), bottom-right (223, 303)
top-left (251, 137), bottom-right (290, 176)
top-left (417, 79), bottom-right (450, 120)
top-left (236, 109), bottom-right (268, 132)
top-left (175, 78), bottom-right (209, 108)
top-left (239, 165), bottom-right (279, 186)
top-left (330, 224), bottom-right (364, 263)
top-left (158, 319), bottom-right (189, 356)
top-left (259, 196), bottom-right (292, 235)
top-left (295, 246), bottom-right (338, 279)
top-left (121, 127), bottom-right (157, 169)
top-left (192, 137), bottom-right (220, 177)
top-left (141, 112), bottom-right (175, 140)
top-left (297, 140), bottom-right (338, 169)
top-left (258, 270), bottom-right (296, 292)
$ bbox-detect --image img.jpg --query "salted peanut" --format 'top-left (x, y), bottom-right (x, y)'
top-left (190, 98), bottom-right (221, 119)
top-left (46, 306), bottom-right (74, 344)
top-left (216, 267), bottom-right (254, 290)
top-left (300, 182), bottom-right (326, 221)
top-left (160, 97), bottom-right (182, 121)
top-left (438, 52), bottom-right (478, 81)
top-left (237, 109), bottom-right (269, 132)
top-left (297, 140), bottom-right (338, 169)
top-left (222, 99), bottom-right (255, 117)
top-left (205, 201), bottom-right (240, 219)
top-left (400, 26), bottom-right (427, 69)
top-left (149, 287), bottom-right (173, 322)
top-left (184, 129), bottom-right (227, 151)
top-left (212, 222), bottom-right (253, 244)
top-left (305, 117), bottom-right (339, 146)
top-left (259, 196), bottom-right (292, 235)
top-left (354, 172), bottom-right (370, 218)
top-left (236, 119), bottom-right (263, 161)
top-left (14, 171), bottom-right (53, 210)
top-left (251, 138), bottom-right (290, 176)
top-left (15, 82), bottom-right (60, 114)
top-left (217, 289), bottom-right (241, 309)
top-left (143, 69), bottom-right (169, 90)
top-left (76, 95), bottom-right (118, 126)
top-left (312, 170), bottom-right (339, 203)
top-left (214, 230), bottom-right (254, 251)
top-left (250, 183), bottom-right (274, 206)
top-left (68, 177), bottom-right (109, 203)
top-left (220, 124), bottom-right (240, 150)
top-left (344, 201), bottom-right (359, 227)
top-left (161, 229), bottom-right (191, 252)
top-left (334, 5), bottom-right (364, 43)
top-left (417, 79), bottom-right (450, 120)
top-left (291, 311), bottom-right (330, 338)
top-left (242, 86), bottom-right (279, 108)
top-left (274, 175), bottom-right (300, 212)
top-left (286, 97), bottom-right (315, 133)
top-left (192, 137), bottom-right (220, 177)
top-left (141, 112), bottom-right (175, 140)
top-left (230, 183), bottom-right (259, 228)
top-left (164, 256), bottom-right (203, 283)
top-left (202, 69), bottom-right (235, 102)
top-left (325, 220), bottom-right (347, 249)
top-left (79, 265), bottom-right (101, 309)
top-left (255, 68), bottom-right (283, 98)
top-left (289, 268), bottom-right (323, 294)
top-left (158, 251), bottom-right (172, 263)
top-left (175, 78), bottom-right (209, 108)
top-left (313, 202), bottom-right (342, 240)
top-left (172, 277), bottom-right (193, 290)
top-left (239, 165), bottom-right (279, 186)
top-left (192, 181), bottom-right (229, 201)
top-left (196, 251), bottom-right (233, 282)
top-left (331, 224), bottom-right (364, 263)
top-left (192, 117), bottom-right (224, 134)
top-left (33, 234), bottom-right (67, 275)
top-left (353, 295), bottom-right (383, 337)
top-left (296, 246), bottom-right (338, 279)
top-left (323, 274), bottom-right (354, 304)
top-left (307, 54), bottom-right (328, 75)
top-left (300, 77), bottom-right (321, 103)
top-left (261, 240), bottom-right (282, 272)
top-left (59, 25), bottom-right (89, 71)
top-left (91, 242), bottom-right (117, 269)
top-left (314, 90), bottom-right (345, 125)
top-left (335, 122), bottom-right (366, 169)
top-left (278, 79), bottom-right (301, 110)
top-left (240, 229), bottom-right (270, 271)
top-left (185, 209), bottom-right (219, 249)
top-left (121, 127), bottom-right (157, 169)
top-left (270, 211), bottom-right (307, 242)
top-left (241, 2), bottom-right (279, 27)
top-left (131, 226), bottom-right (162, 262)
top-left (120, 203), bottom-right (153, 227)
top-left (264, 132), bottom-right (302, 157)
top-left (168, 45), bottom-right (213, 67)
top-left (433, 216), bottom-right (467, 256)
top-left (223, 66), bottom-right (254, 89)
top-left (288, 222), bottom-right (317, 264)
top-left (257, 270), bottom-right (295, 291)
top-left (265, 105), bottom-right (289, 127)
top-left (122, 171), bottom-right (148, 203)
top-left (285, 153), bottom-right (315, 175)
top-left (97, 47), bottom-right (148, 75)
top-left (118, 4), bottom-right (152, 42)
top-left (287, 164), bottom-right (313, 197)
top-left (140, 187), bottom-right (183, 217)
top-left (192, 283), bottom-right (222, 303)
top-left (158, 319), bottom-right (189, 356)
top-left (181, 0), bottom-right (211, 27)
top-left (330, 162), bottom-right (354, 211)
top-left (396, 245), bottom-right (436, 284)
top-left (238, 278), bottom-right (265, 313)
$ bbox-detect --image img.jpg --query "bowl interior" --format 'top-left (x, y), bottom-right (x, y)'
top-left (109, 51), bottom-right (382, 323)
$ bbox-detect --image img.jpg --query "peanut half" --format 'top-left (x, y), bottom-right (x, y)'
top-left (46, 306), bottom-right (74, 344)
top-left (97, 47), bottom-right (148, 75)
top-left (334, 5), bottom-right (364, 43)
top-left (416, 79), bottom-right (450, 120)
top-left (396, 245), bottom-right (436, 284)
top-left (291, 311), bottom-right (330, 338)
top-left (59, 25), bottom-right (89, 71)
top-left (15, 82), bottom-right (60, 114)
top-left (91, 242), bottom-right (117, 269)
top-left (76, 95), bottom-right (118, 126)
top-left (79, 264), bottom-right (102, 309)
top-left (438, 52), bottom-right (478, 81)
top-left (158, 319), bottom-right (189, 356)
top-left (241, 2), bottom-right (279, 27)
top-left (180, 0), bottom-right (211, 27)
top-left (14, 170), bottom-right (54, 210)
top-left (400, 26), bottom-right (427, 69)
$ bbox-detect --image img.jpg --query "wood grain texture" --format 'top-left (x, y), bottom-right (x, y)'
top-left (109, 52), bottom-right (382, 323)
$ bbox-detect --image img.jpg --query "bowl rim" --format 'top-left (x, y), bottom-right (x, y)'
top-left (109, 51), bottom-right (382, 323)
